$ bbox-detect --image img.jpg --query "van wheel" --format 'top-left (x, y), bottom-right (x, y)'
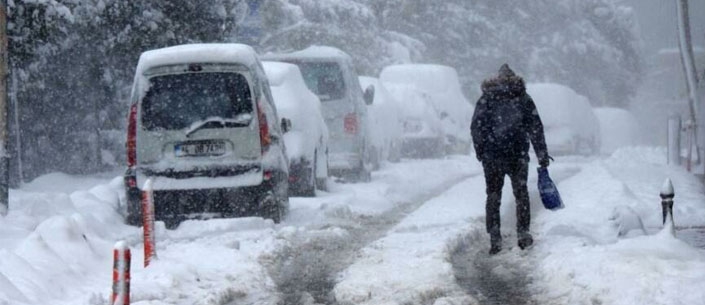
top-left (302, 164), bottom-right (316, 197)
top-left (260, 191), bottom-right (284, 223)
top-left (355, 163), bottom-right (372, 183)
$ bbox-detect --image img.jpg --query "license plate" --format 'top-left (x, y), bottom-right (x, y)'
top-left (175, 141), bottom-right (226, 157)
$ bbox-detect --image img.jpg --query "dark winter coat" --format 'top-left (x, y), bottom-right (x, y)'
top-left (470, 74), bottom-right (548, 163)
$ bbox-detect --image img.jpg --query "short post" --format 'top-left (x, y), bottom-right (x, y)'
top-left (141, 179), bottom-right (157, 267)
top-left (667, 115), bottom-right (682, 166)
top-left (112, 241), bottom-right (131, 305)
top-left (660, 178), bottom-right (675, 235)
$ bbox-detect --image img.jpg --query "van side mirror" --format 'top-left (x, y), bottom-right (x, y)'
top-left (363, 85), bottom-right (375, 105)
top-left (281, 118), bottom-right (292, 133)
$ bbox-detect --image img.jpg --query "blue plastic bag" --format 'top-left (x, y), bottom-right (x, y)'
top-left (537, 167), bottom-right (564, 210)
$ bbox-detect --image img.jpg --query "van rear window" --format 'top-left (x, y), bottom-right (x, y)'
top-left (142, 72), bottom-right (253, 130)
top-left (294, 62), bottom-right (346, 102)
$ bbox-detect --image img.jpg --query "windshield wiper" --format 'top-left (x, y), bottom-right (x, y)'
top-left (185, 114), bottom-right (252, 138)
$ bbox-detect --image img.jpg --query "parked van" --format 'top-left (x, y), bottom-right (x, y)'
top-left (380, 64), bottom-right (474, 154)
top-left (262, 46), bottom-right (375, 181)
top-left (263, 61), bottom-right (330, 196)
top-left (123, 44), bottom-right (290, 227)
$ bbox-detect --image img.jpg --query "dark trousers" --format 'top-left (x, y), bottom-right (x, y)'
top-left (482, 160), bottom-right (530, 237)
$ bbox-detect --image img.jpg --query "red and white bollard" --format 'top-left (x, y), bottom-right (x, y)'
top-left (112, 241), bottom-right (131, 305)
top-left (142, 178), bottom-right (157, 267)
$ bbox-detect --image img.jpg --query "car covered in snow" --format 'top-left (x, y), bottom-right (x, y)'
top-left (527, 83), bottom-right (600, 155)
top-left (123, 44), bottom-right (291, 227)
top-left (263, 61), bottom-right (330, 196)
top-left (382, 83), bottom-right (445, 158)
top-left (594, 107), bottom-right (640, 155)
top-left (262, 46), bottom-right (375, 182)
top-left (379, 64), bottom-right (474, 154)
top-left (358, 76), bottom-right (403, 167)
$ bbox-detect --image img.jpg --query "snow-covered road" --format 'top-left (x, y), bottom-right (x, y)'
top-left (1, 148), bottom-right (704, 305)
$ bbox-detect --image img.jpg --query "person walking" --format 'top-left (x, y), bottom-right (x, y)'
top-left (470, 64), bottom-right (550, 255)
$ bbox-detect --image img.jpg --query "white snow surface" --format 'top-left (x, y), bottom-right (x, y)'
top-left (264, 45), bottom-right (351, 61)
top-left (1, 147), bottom-right (704, 305)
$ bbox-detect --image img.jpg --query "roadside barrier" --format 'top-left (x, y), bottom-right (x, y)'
top-left (142, 178), bottom-right (157, 267)
top-left (660, 178), bottom-right (675, 235)
top-left (112, 241), bottom-right (131, 305)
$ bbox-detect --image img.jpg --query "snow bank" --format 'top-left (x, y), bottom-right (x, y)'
top-left (531, 148), bottom-right (705, 304)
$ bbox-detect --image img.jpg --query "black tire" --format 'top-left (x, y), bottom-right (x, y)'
top-left (356, 163), bottom-right (372, 182)
top-left (289, 161), bottom-right (316, 197)
top-left (301, 165), bottom-right (316, 197)
top-left (260, 178), bottom-right (289, 223)
top-left (315, 150), bottom-right (329, 191)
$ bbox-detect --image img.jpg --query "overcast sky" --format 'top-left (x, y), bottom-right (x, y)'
top-left (623, 0), bottom-right (705, 54)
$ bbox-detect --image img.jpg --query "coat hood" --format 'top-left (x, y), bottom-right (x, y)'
top-left (481, 64), bottom-right (526, 99)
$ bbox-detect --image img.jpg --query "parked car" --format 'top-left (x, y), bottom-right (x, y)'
top-left (123, 44), bottom-right (291, 228)
top-left (263, 61), bottom-right (330, 196)
top-left (262, 46), bottom-right (375, 182)
top-left (379, 64), bottom-right (474, 154)
top-left (382, 82), bottom-right (445, 158)
top-left (594, 107), bottom-right (640, 155)
top-left (358, 76), bottom-right (403, 167)
top-left (526, 83), bottom-right (600, 155)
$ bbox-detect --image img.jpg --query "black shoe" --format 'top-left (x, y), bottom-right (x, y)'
top-left (518, 233), bottom-right (533, 250)
top-left (489, 234), bottom-right (502, 255)
top-left (489, 243), bottom-right (502, 255)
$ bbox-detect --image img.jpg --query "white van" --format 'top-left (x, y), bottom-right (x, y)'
top-left (262, 46), bottom-right (375, 181)
top-left (123, 44), bottom-right (290, 227)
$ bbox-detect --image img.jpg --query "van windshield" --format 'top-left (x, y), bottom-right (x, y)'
top-left (142, 72), bottom-right (253, 130)
top-left (294, 62), bottom-right (346, 102)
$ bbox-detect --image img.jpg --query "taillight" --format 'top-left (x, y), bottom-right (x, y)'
top-left (258, 100), bottom-right (271, 154)
top-left (127, 104), bottom-right (137, 168)
top-left (344, 113), bottom-right (358, 134)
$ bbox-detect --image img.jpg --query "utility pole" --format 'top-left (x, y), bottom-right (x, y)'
top-left (0, 1), bottom-right (8, 216)
top-left (675, 0), bottom-right (700, 172)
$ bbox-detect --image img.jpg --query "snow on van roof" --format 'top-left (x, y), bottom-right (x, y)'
top-left (261, 61), bottom-right (299, 87)
top-left (380, 64), bottom-right (461, 93)
top-left (136, 43), bottom-right (260, 75)
top-left (263, 45), bottom-right (351, 61)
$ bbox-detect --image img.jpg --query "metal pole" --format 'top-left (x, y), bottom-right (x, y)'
top-left (668, 115), bottom-right (682, 166)
top-left (0, 1), bottom-right (8, 216)
top-left (676, 0), bottom-right (700, 171)
top-left (11, 66), bottom-right (21, 184)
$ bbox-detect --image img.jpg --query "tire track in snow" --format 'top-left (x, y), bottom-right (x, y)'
top-left (263, 172), bottom-right (480, 305)
top-left (450, 165), bottom-right (582, 305)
